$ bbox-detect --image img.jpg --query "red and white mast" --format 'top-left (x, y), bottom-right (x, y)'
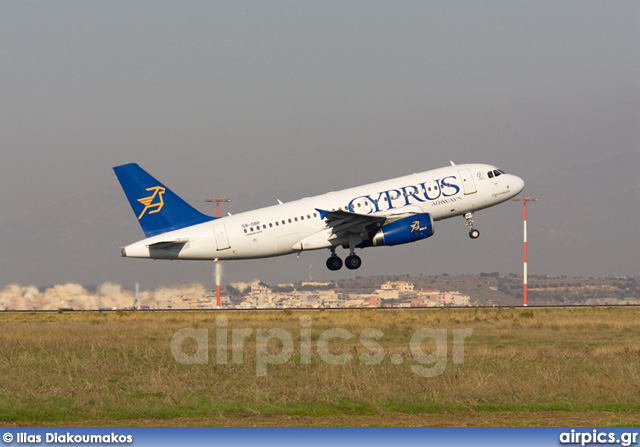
top-left (205, 198), bottom-right (231, 308)
top-left (512, 197), bottom-right (537, 306)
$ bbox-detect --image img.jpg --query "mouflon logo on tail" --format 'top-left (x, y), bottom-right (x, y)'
top-left (137, 186), bottom-right (166, 219)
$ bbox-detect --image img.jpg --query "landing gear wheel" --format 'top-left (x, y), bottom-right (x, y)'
top-left (469, 229), bottom-right (480, 239)
top-left (345, 254), bottom-right (362, 270)
top-left (326, 256), bottom-right (343, 271)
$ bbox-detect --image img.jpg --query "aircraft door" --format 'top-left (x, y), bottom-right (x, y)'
top-left (458, 169), bottom-right (477, 195)
top-left (213, 224), bottom-right (231, 250)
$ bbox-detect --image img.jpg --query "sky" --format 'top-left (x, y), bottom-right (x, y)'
top-left (1, 1), bottom-right (638, 289)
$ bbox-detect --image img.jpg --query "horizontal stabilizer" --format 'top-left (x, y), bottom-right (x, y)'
top-left (146, 240), bottom-right (189, 249)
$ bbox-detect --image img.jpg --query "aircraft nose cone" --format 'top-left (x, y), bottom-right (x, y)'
top-left (511, 175), bottom-right (525, 195)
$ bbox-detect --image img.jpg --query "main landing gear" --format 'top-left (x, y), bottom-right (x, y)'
top-left (326, 253), bottom-right (343, 271)
top-left (326, 247), bottom-right (362, 271)
top-left (345, 254), bottom-right (362, 270)
top-left (326, 253), bottom-right (362, 271)
top-left (464, 212), bottom-right (480, 239)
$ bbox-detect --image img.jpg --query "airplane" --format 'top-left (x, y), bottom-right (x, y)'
top-left (113, 162), bottom-right (524, 271)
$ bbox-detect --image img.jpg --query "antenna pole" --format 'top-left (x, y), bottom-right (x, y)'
top-left (512, 197), bottom-right (538, 306)
top-left (205, 198), bottom-right (231, 308)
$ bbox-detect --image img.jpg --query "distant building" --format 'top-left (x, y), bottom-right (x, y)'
top-left (365, 296), bottom-right (382, 307)
top-left (301, 281), bottom-right (332, 288)
top-left (374, 281), bottom-right (415, 299)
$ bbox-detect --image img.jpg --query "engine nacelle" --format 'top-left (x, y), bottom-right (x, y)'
top-left (371, 213), bottom-right (434, 246)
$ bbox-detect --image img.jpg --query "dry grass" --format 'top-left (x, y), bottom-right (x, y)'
top-left (0, 308), bottom-right (639, 426)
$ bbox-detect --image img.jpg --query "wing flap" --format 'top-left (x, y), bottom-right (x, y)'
top-left (315, 208), bottom-right (425, 237)
top-left (315, 208), bottom-right (386, 236)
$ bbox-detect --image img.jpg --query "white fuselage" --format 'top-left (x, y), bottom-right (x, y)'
top-left (122, 163), bottom-right (524, 260)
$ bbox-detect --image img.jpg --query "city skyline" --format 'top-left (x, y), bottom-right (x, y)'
top-left (2, 273), bottom-right (636, 311)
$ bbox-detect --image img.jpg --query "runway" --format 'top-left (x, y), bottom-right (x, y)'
top-left (3, 303), bottom-right (639, 313)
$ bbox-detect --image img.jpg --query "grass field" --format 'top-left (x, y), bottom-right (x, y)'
top-left (0, 308), bottom-right (639, 426)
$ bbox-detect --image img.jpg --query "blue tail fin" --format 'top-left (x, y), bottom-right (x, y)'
top-left (113, 163), bottom-right (214, 237)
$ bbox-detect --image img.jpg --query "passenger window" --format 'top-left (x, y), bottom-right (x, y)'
top-left (275, 222), bottom-right (279, 226)
top-left (269, 223), bottom-right (273, 228)
top-left (282, 220), bottom-right (285, 225)
top-left (301, 216), bottom-right (304, 221)
top-left (295, 217), bottom-right (298, 222)
top-left (288, 219), bottom-right (292, 223)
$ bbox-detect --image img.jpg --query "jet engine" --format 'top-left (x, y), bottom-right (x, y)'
top-left (370, 213), bottom-right (434, 246)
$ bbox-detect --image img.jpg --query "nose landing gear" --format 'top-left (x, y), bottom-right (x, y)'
top-left (464, 212), bottom-right (480, 239)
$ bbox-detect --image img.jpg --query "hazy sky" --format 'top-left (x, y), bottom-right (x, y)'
top-left (1, 1), bottom-right (638, 288)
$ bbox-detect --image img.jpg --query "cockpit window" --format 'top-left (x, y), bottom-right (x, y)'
top-left (488, 171), bottom-right (494, 178)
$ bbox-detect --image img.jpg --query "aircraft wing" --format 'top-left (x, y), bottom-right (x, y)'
top-left (315, 208), bottom-right (387, 236)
